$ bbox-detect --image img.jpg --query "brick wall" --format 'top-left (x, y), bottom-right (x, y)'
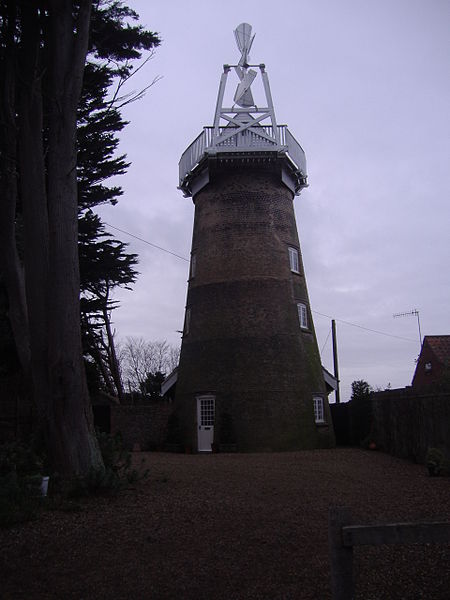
top-left (110, 403), bottom-right (173, 451)
top-left (175, 163), bottom-right (335, 451)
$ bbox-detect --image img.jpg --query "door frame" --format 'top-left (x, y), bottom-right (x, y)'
top-left (196, 394), bottom-right (215, 452)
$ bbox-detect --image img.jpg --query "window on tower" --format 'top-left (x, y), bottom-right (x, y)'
top-left (288, 247), bottom-right (300, 273)
top-left (313, 396), bottom-right (325, 424)
top-left (184, 308), bottom-right (191, 335)
top-left (190, 253), bottom-right (197, 279)
top-left (297, 303), bottom-right (308, 329)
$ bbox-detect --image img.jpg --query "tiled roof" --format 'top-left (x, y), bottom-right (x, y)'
top-left (424, 335), bottom-right (450, 364)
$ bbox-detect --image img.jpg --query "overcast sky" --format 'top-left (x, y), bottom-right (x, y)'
top-left (98, 0), bottom-right (450, 401)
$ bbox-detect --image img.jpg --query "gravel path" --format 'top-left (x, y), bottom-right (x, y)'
top-left (1, 448), bottom-right (449, 599)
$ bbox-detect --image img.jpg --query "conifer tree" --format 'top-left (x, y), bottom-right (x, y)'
top-left (0, 0), bottom-right (160, 475)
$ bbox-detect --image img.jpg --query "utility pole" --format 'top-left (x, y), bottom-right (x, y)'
top-left (332, 319), bottom-right (340, 403)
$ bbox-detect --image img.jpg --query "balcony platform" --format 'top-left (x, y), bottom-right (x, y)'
top-left (179, 124), bottom-right (307, 198)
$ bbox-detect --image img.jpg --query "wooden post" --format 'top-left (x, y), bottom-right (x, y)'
top-left (328, 505), bottom-right (354, 600)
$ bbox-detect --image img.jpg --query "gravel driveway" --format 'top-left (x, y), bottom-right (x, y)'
top-left (1, 448), bottom-right (449, 599)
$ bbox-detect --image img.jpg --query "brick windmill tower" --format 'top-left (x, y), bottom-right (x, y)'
top-left (173, 24), bottom-right (335, 452)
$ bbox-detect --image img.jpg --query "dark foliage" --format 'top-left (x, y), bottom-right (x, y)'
top-left (76, 2), bottom-right (160, 397)
top-left (350, 379), bottom-right (373, 402)
top-left (84, 430), bottom-right (148, 495)
top-left (139, 370), bottom-right (166, 400)
top-left (0, 442), bottom-right (44, 527)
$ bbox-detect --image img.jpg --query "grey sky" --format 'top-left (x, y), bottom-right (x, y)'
top-left (98, 0), bottom-right (450, 401)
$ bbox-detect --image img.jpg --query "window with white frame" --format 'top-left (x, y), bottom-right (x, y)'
top-left (288, 247), bottom-right (300, 273)
top-left (313, 396), bottom-right (325, 423)
top-left (190, 253), bottom-right (196, 278)
top-left (199, 395), bottom-right (215, 427)
top-left (184, 308), bottom-right (191, 335)
top-left (297, 303), bottom-right (308, 329)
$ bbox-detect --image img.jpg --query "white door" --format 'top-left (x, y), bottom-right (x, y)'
top-left (197, 395), bottom-right (215, 452)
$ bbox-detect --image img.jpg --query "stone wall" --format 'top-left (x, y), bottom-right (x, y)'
top-left (110, 403), bottom-right (173, 451)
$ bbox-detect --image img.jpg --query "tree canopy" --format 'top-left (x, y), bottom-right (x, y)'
top-left (0, 0), bottom-right (160, 476)
top-left (350, 380), bottom-right (373, 403)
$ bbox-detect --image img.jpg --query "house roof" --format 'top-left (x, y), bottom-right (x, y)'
top-left (161, 366), bottom-right (337, 395)
top-left (411, 334), bottom-right (450, 388)
top-left (322, 366), bottom-right (338, 393)
top-left (161, 367), bottom-right (178, 396)
top-left (424, 335), bottom-right (450, 364)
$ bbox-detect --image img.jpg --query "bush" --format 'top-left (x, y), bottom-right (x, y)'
top-left (84, 431), bottom-right (148, 495)
top-left (0, 442), bottom-right (44, 527)
top-left (0, 442), bottom-right (43, 477)
top-left (426, 448), bottom-right (449, 477)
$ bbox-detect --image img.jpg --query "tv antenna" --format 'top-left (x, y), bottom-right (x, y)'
top-left (393, 309), bottom-right (422, 348)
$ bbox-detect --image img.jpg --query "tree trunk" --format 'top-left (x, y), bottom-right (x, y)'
top-left (102, 303), bottom-right (125, 403)
top-left (84, 316), bottom-right (118, 398)
top-left (18, 2), bottom-right (51, 425)
top-left (0, 1), bottom-right (31, 377)
top-left (45, 0), bottom-right (102, 475)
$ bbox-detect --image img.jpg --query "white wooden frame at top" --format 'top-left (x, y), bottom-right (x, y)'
top-left (211, 63), bottom-right (280, 148)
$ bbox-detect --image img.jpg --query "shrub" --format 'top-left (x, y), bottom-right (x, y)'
top-left (0, 442), bottom-right (43, 477)
top-left (84, 431), bottom-right (148, 495)
top-left (0, 442), bottom-right (44, 527)
top-left (426, 448), bottom-right (448, 476)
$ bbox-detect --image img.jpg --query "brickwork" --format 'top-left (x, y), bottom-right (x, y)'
top-left (411, 335), bottom-right (450, 390)
top-left (175, 162), bottom-right (335, 451)
top-left (110, 403), bottom-right (172, 451)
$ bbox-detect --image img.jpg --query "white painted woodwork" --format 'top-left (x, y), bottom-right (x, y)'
top-left (178, 23), bottom-right (308, 197)
top-left (197, 395), bottom-right (215, 452)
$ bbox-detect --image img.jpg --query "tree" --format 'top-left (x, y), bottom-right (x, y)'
top-left (19, 0), bottom-right (102, 475)
top-left (140, 371), bottom-right (166, 401)
top-left (79, 211), bottom-right (138, 401)
top-left (120, 337), bottom-right (180, 394)
top-left (76, 3), bottom-right (159, 402)
top-left (350, 380), bottom-right (373, 403)
top-left (0, 1), bottom-right (160, 476)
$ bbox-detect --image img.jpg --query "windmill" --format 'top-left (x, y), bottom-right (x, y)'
top-left (174, 24), bottom-right (335, 452)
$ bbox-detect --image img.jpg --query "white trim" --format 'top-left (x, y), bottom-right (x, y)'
top-left (161, 368), bottom-right (178, 396)
top-left (297, 303), bottom-right (308, 329)
top-left (190, 253), bottom-right (197, 278)
top-left (288, 247), bottom-right (300, 273)
top-left (197, 394), bottom-right (215, 452)
top-left (313, 396), bottom-right (325, 424)
top-left (184, 308), bottom-right (191, 335)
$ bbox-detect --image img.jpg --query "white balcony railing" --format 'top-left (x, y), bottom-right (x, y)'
top-left (179, 125), bottom-right (306, 190)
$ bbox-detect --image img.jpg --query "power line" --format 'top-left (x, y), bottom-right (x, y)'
top-left (104, 222), bottom-right (189, 262)
top-left (312, 310), bottom-right (417, 343)
top-left (104, 222), bottom-right (418, 344)
top-left (320, 327), bottom-right (332, 356)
